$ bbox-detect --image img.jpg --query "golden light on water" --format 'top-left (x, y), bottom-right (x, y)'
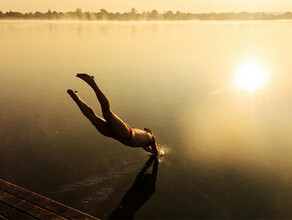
top-left (235, 58), bottom-right (271, 92)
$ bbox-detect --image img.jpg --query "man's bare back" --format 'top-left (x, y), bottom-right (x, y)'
top-left (67, 73), bottom-right (158, 155)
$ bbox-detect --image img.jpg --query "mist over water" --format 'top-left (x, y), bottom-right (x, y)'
top-left (1, 20), bottom-right (292, 218)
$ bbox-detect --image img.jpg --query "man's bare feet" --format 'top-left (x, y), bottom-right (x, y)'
top-left (67, 89), bottom-right (80, 102)
top-left (76, 73), bottom-right (96, 88)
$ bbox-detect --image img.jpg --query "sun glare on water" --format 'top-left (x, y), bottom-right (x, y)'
top-left (235, 58), bottom-right (271, 92)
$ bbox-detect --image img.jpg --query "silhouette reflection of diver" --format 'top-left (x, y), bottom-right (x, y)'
top-left (109, 156), bottom-right (159, 219)
top-left (67, 73), bottom-right (158, 155)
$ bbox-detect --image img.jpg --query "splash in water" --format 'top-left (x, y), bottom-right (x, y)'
top-left (157, 144), bottom-right (171, 162)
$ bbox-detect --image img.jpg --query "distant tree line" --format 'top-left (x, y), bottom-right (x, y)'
top-left (0, 8), bottom-right (292, 20)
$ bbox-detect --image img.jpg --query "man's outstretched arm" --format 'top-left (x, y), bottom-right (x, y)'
top-left (142, 146), bottom-right (153, 154)
top-left (150, 137), bottom-right (159, 155)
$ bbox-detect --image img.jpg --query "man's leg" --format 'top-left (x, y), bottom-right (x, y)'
top-left (67, 89), bottom-right (113, 138)
top-left (76, 74), bottom-right (131, 140)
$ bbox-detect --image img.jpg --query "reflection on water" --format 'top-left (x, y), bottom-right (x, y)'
top-left (1, 21), bottom-right (292, 218)
top-left (109, 156), bottom-right (158, 219)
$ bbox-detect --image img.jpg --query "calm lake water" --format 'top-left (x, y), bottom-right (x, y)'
top-left (1, 20), bottom-right (292, 218)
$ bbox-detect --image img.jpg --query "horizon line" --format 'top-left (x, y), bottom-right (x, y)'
top-left (0, 9), bottom-right (291, 14)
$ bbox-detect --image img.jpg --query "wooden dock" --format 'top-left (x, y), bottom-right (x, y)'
top-left (0, 179), bottom-right (99, 219)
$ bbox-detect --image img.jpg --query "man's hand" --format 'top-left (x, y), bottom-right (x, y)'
top-left (151, 143), bottom-right (159, 156)
top-left (142, 137), bottom-right (159, 155)
top-left (143, 146), bottom-right (153, 154)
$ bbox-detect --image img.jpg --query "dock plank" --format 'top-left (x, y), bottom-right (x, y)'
top-left (0, 214), bottom-right (8, 220)
top-left (0, 202), bottom-right (36, 219)
top-left (0, 179), bottom-right (98, 220)
top-left (0, 190), bottom-right (66, 219)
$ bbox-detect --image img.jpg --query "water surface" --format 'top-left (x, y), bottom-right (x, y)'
top-left (1, 20), bottom-right (292, 218)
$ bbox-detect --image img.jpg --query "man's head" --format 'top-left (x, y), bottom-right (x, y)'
top-left (144, 127), bottom-right (153, 135)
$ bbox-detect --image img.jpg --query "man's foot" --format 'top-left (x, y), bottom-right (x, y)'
top-left (67, 89), bottom-right (80, 102)
top-left (76, 73), bottom-right (96, 88)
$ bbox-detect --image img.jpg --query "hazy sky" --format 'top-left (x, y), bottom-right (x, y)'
top-left (1, 0), bottom-right (292, 13)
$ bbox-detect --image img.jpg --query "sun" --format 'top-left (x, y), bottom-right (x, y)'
top-left (235, 58), bottom-right (270, 92)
